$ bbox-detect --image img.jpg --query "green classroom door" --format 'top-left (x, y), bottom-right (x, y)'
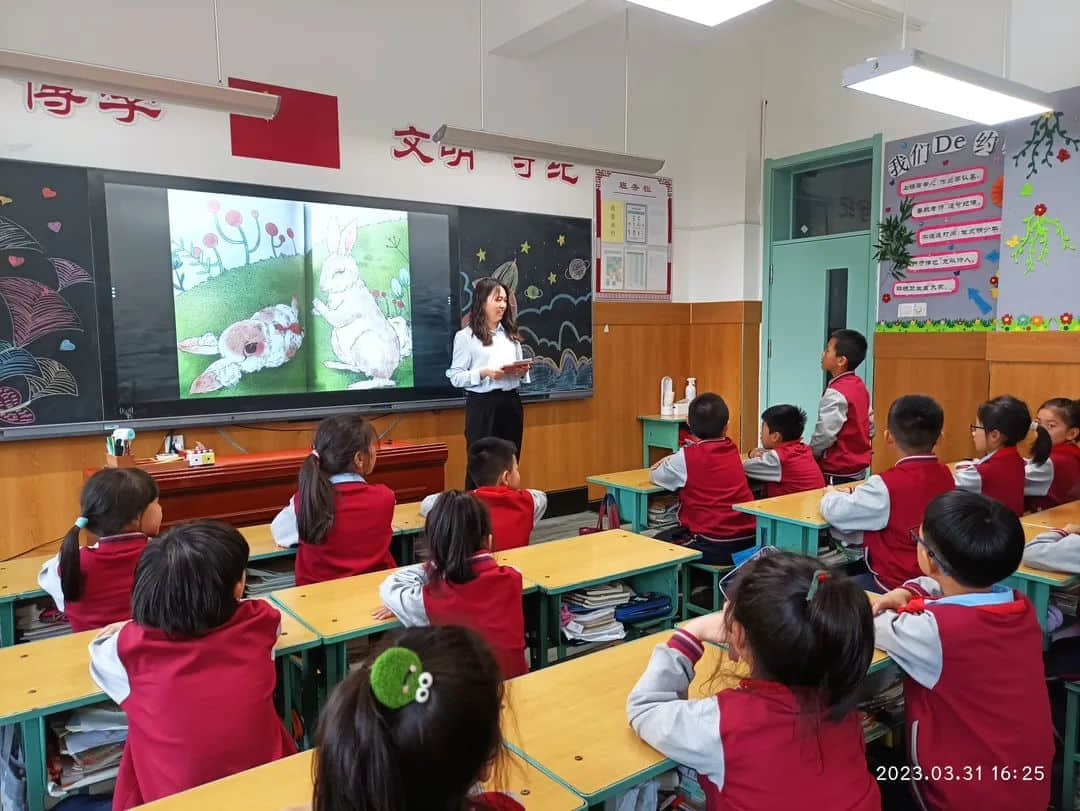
top-left (764, 232), bottom-right (874, 435)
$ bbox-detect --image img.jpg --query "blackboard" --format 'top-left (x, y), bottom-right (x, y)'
top-left (0, 159), bottom-right (103, 429)
top-left (457, 207), bottom-right (593, 395)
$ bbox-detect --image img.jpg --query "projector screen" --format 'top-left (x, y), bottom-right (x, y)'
top-left (99, 173), bottom-right (457, 423)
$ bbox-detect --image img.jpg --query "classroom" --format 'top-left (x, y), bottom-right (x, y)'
top-left (2, 0), bottom-right (1080, 809)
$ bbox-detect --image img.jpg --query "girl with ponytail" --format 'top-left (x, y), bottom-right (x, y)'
top-left (38, 467), bottom-right (161, 632)
top-left (270, 415), bottom-right (396, 586)
top-left (955, 394), bottom-right (1052, 516)
top-left (627, 552), bottom-right (880, 810)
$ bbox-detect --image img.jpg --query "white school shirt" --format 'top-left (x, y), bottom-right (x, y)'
top-left (446, 325), bottom-right (529, 393)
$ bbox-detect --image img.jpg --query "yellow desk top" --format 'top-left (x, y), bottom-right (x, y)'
top-left (1024, 502), bottom-right (1080, 530)
top-left (239, 523), bottom-right (294, 561)
top-left (503, 631), bottom-right (729, 799)
top-left (0, 554), bottom-right (50, 602)
top-left (733, 485), bottom-right (834, 527)
top-left (271, 570), bottom-right (398, 642)
top-left (585, 468), bottom-right (663, 493)
top-left (495, 530), bottom-right (699, 594)
top-left (393, 501), bottom-right (426, 533)
top-left (139, 748), bottom-right (585, 810)
top-left (638, 415), bottom-right (685, 423)
top-left (0, 600), bottom-right (314, 723)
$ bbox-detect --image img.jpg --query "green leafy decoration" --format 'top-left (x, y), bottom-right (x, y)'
top-left (1012, 112), bottom-right (1080, 179)
top-left (873, 197), bottom-right (915, 281)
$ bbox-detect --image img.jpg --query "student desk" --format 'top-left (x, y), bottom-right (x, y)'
top-left (585, 469), bottom-right (664, 533)
top-left (1003, 522), bottom-right (1080, 634)
top-left (138, 747), bottom-right (585, 811)
top-left (503, 630), bottom-right (728, 807)
top-left (732, 486), bottom-right (836, 556)
top-left (0, 605), bottom-right (319, 811)
top-left (271, 567), bottom-right (539, 697)
top-left (1024, 502), bottom-right (1080, 529)
top-left (495, 531), bottom-right (700, 667)
top-left (638, 415), bottom-right (687, 467)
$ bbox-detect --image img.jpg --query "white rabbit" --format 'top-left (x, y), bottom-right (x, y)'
top-left (313, 216), bottom-right (402, 389)
top-left (178, 297), bottom-right (304, 394)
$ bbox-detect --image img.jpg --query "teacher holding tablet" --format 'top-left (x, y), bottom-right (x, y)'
top-left (447, 277), bottom-right (533, 489)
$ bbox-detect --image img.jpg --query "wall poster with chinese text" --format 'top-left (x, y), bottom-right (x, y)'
top-left (876, 124), bottom-right (1004, 334)
top-left (595, 170), bottom-right (672, 301)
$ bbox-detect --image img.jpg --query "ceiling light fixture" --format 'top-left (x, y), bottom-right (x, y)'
top-left (0, 49), bottom-right (280, 119)
top-left (626, 0), bottom-right (773, 27)
top-left (432, 125), bottom-right (665, 174)
top-left (842, 48), bottom-right (1052, 124)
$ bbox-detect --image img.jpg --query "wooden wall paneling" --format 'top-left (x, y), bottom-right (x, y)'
top-left (871, 334), bottom-right (990, 469)
top-left (2, 301), bottom-right (697, 559)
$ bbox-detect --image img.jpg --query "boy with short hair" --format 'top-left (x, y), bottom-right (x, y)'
top-left (650, 393), bottom-right (756, 564)
top-left (420, 437), bottom-right (546, 551)
top-left (872, 490), bottom-right (1053, 811)
top-left (820, 394), bottom-right (954, 590)
top-left (810, 328), bottom-right (875, 484)
top-left (744, 404), bottom-right (825, 497)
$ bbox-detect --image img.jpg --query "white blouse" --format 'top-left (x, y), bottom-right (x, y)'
top-left (446, 325), bottom-right (529, 393)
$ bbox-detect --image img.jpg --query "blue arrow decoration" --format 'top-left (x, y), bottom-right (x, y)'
top-left (967, 287), bottom-right (992, 315)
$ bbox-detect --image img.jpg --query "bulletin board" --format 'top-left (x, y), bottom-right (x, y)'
top-left (996, 87), bottom-right (1080, 331)
top-left (875, 124), bottom-right (1005, 334)
top-left (594, 170), bottom-right (672, 301)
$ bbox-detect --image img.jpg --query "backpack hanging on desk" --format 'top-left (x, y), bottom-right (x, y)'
top-left (580, 493), bottom-right (621, 535)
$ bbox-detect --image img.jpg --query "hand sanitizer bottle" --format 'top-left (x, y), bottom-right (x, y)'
top-left (685, 377), bottom-right (697, 402)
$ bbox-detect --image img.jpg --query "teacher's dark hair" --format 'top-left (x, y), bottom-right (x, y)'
top-left (469, 277), bottom-right (520, 346)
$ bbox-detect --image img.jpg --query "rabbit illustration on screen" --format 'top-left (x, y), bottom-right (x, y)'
top-left (177, 297), bottom-right (304, 394)
top-left (313, 216), bottom-right (410, 389)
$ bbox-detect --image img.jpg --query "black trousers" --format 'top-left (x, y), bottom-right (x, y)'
top-left (464, 389), bottom-right (523, 489)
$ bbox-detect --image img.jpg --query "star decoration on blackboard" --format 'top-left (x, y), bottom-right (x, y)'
top-left (556, 234), bottom-right (566, 246)
top-left (520, 241), bottom-right (531, 254)
top-left (548, 272), bottom-right (557, 285)
top-left (476, 248), bottom-right (486, 262)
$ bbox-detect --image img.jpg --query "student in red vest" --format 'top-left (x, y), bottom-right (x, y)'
top-left (650, 393), bottom-right (756, 564)
top-left (312, 626), bottom-right (526, 811)
top-left (38, 468), bottom-right (161, 633)
top-left (271, 414), bottom-right (396, 585)
top-left (1026, 397), bottom-right (1080, 510)
top-left (743, 404), bottom-right (825, 497)
top-left (809, 328), bottom-right (875, 484)
top-left (820, 395), bottom-right (954, 591)
top-left (89, 521), bottom-right (296, 808)
top-left (378, 490), bottom-right (527, 679)
top-left (872, 491), bottom-right (1053, 811)
top-left (419, 437), bottom-right (547, 551)
top-left (628, 552), bottom-right (880, 810)
top-left (954, 395), bottom-right (1051, 517)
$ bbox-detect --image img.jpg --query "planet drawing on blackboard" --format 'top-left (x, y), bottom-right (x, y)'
top-left (565, 258), bottom-right (588, 281)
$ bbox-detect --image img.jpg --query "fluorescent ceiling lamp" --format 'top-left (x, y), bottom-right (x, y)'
top-left (626, 0), bottom-right (772, 26)
top-left (0, 49), bottom-right (280, 119)
top-left (842, 49), bottom-right (1053, 125)
top-left (433, 125), bottom-right (665, 174)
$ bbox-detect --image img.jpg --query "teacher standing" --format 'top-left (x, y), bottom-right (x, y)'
top-left (447, 277), bottom-right (531, 489)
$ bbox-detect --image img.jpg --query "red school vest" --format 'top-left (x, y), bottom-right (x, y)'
top-left (1031, 442), bottom-right (1080, 511)
top-left (65, 533), bottom-right (148, 633)
top-left (899, 594), bottom-right (1052, 811)
top-left (821, 372), bottom-right (873, 476)
top-left (764, 441), bottom-right (826, 498)
top-left (473, 486), bottom-right (536, 551)
top-left (294, 482), bottom-right (396, 586)
top-left (975, 446), bottom-right (1026, 517)
top-left (111, 599), bottom-right (296, 808)
top-left (423, 555), bottom-right (527, 679)
top-left (697, 681), bottom-right (880, 810)
top-left (865, 457), bottom-right (954, 590)
top-left (680, 438), bottom-right (757, 539)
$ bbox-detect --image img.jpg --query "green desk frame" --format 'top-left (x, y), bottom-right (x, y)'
top-left (584, 476), bottom-right (663, 533)
top-left (638, 416), bottom-right (686, 467)
top-left (732, 504), bottom-right (825, 556)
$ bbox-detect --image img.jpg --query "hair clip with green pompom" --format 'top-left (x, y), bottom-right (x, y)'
top-left (370, 646), bottom-right (434, 709)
